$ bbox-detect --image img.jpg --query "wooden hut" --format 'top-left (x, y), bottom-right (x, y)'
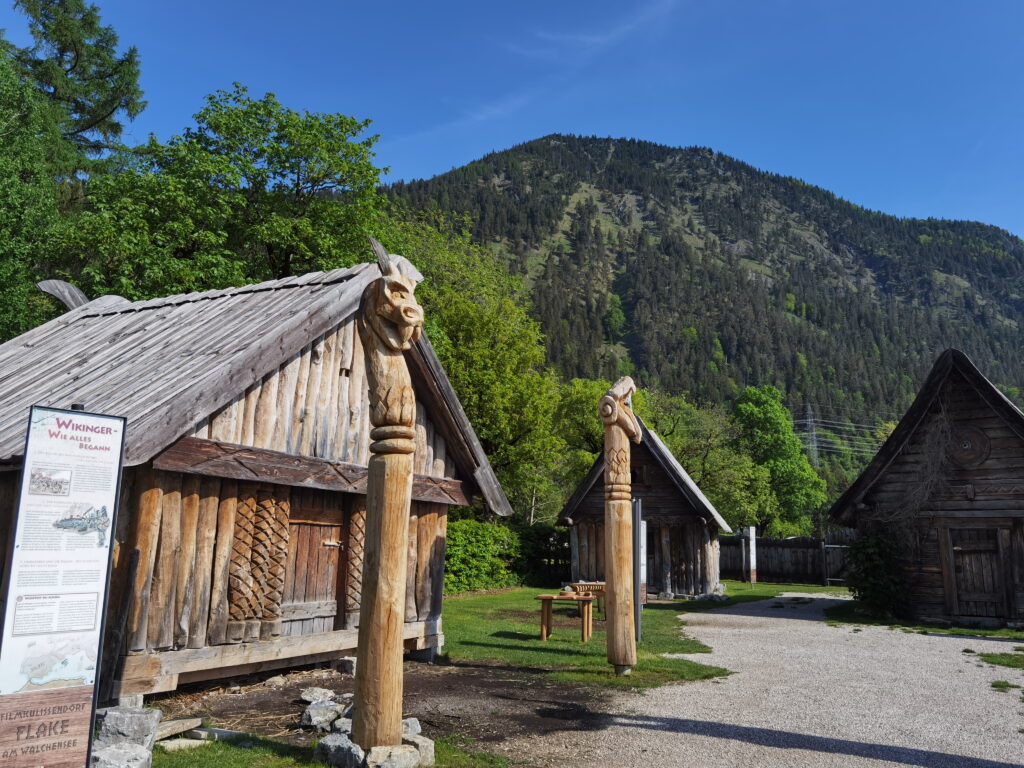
top-left (830, 349), bottom-right (1024, 624)
top-left (559, 418), bottom-right (731, 597)
top-left (0, 264), bottom-right (512, 699)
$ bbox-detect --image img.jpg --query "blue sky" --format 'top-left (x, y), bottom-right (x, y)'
top-left (3, 1), bottom-right (1023, 235)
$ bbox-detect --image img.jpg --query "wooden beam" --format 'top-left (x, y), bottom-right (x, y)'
top-left (154, 436), bottom-right (472, 506)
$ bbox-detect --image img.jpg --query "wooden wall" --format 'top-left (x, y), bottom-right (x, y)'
top-left (196, 318), bottom-right (454, 479)
top-left (115, 468), bottom-right (448, 660)
top-left (572, 517), bottom-right (719, 596)
top-left (862, 369), bottom-right (1024, 622)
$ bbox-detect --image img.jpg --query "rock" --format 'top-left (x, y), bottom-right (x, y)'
top-left (159, 738), bottom-right (209, 752)
top-left (302, 701), bottom-right (342, 731)
top-left (401, 717), bottom-right (421, 736)
top-left (155, 717), bottom-right (203, 741)
top-left (332, 717), bottom-right (354, 733)
top-left (365, 744), bottom-right (420, 768)
top-left (263, 674), bottom-right (287, 687)
top-left (339, 701), bottom-right (355, 718)
top-left (314, 732), bottom-right (365, 767)
top-left (658, 591), bottom-right (674, 599)
top-left (185, 727), bottom-right (248, 741)
top-left (226, 684), bottom-right (242, 694)
top-left (334, 656), bottom-right (357, 676)
top-left (91, 742), bottom-right (151, 768)
top-left (339, 692), bottom-right (354, 700)
top-left (300, 686), bottom-right (337, 703)
top-left (95, 706), bottom-right (163, 751)
top-left (403, 734), bottom-right (435, 766)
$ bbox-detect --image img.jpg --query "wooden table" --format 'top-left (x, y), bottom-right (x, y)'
top-left (568, 581), bottom-right (606, 614)
top-left (535, 594), bottom-right (594, 642)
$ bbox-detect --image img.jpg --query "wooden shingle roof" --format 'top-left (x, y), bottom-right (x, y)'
top-left (829, 348), bottom-right (1024, 527)
top-left (0, 264), bottom-right (512, 516)
top-left (558, 416), bottom-right (731, 532)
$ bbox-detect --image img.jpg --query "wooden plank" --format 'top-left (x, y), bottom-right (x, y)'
top-left (332, 323), bottom-right (353, 460)
top-left (240, 381), bottom-right (261, 446)
top-left (578, 522), bottom-right (590, 580)
top-left (315, 327), bottom-right (339, 458)
top-left (150, 472), bottom-right (182, 650)
top-left (154, 437), bottom-right (473, 506)
top-left (416, 504), bottom-right (437, 620)
top-left (998, 527), bottom-right (1013, 618)
top-left (119, 619), bottom-right (440, 684)
top-left (187, 477), bottom-right (221, 649)
top-left (207, 479), bottom-right (238, 645)
top-left (175, 474), bottom-right (202, 648)
top-left (274, 353), bottom-right (301, 453)
top-left (300, 335), bottom-right (326, 456)
top-left (430, 510), bottom-right (448, 620)
top-left (405, 509), bottom-right (419, 622)
top-left (938, 527), bottom-right (958, 616)
top-left (254, 369), bottom-right (280, 450)
top-left (569, 526), bottom-right (580, 582)
top-left (289, 344), bottom-right (313, 455)
top-left (128, 466), bottom-right (163, 652)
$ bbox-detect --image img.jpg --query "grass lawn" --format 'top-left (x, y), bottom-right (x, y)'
top-left (824, 601), bottom-right (1024, 641)
top-left (152, 735), bottom-right (507, 768)
top-left (440, 580), bottom-right (845, 688)
top-left (981, 651), bottom-right (1024, 670)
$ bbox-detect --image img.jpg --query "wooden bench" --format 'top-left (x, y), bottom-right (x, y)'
top-left (535, 594), bottom-right (594, 642)
top-left (568, 581), bottom-right (606, 615)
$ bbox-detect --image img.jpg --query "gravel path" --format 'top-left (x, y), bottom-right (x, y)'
top-left (514, 594), bottom-right (1024, 767)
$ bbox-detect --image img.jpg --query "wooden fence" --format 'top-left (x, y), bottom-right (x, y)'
top-left (720, 530), bottom-right (853, 585)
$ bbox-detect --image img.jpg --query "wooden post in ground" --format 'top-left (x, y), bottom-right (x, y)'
top-left (599, 377), bottom-right (641, 676)
top-left (352, 238), bottom-right (424, 750)
top-left (748, 525), bottom-right (757, 584)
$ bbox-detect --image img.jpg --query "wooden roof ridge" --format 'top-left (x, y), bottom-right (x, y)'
top-left (80, 265), bottom-right (372, 317)
top-left (829, 348), bottom-right (1024, 526)
top-left (558, 415), bottom-right (731, 532)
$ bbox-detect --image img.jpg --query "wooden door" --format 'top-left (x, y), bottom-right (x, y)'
top-left (949, 527), bottom-right (1009, 618)
top-left (280, 489), bottom-right (345, 636)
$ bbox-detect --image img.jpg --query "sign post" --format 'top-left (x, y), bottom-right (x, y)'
top-left (0, 406), bottom-right (126, 768)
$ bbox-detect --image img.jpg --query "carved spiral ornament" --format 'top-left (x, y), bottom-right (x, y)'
top-left (947, 425), bottom-right (991, 468)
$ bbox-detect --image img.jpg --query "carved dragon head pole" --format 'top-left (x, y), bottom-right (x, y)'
top-left (599, 376), bottom-right (642, 442)
top-left (359, 237), bottom-right (425, 455)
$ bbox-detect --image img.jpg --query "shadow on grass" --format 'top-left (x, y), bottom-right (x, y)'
top-left (825, 602), bottom-right (1024, 641)
top-left (460, 639), bottom-right (597, 658)
top-left (531, 707), bottom-right (1020, 767)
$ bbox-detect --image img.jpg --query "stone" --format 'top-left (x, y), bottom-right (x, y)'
top-left (403, 734), bottom-right (435, 766)
top-left (314, 732), bottom-right (365, 768)
top-left (159, 738), bottom-right (209, 752)
top-left (95, 706), bottom-right (163, 751)
top-left (658, 591), bottom-right (674, 599)
top-left (333, 656), bottom-right (357, 676)
top-left (91, 742), bottom-right (151, 768)
top-left (339, 701), bottom-right (355, 718)
top-left (185, 727), bottom-right (248, 741)
top-left (263, 674), bottom-right (287, 687)
top-left (401, 718), bottom-right (421, 736)
top-left (332, 717), bottom-right (354, 733)
top-left (300, 686), bottom-right (337, 703)
top-left (365, 744), bottom-right (420, 768)
top-left (302, 701), bottom-right (342, 731)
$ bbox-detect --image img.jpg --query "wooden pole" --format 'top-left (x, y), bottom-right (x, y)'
top-left (599, 377), bottom-right (641, 676)
top-left (748, 525), bottom-right (758, 584)
top-left (352, 238), bottom-right (425, 750)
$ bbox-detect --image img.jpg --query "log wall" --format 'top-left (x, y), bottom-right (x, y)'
top-left (198, 318), bottom-right (454, 479)
top-left (862, 369), bottom-right (1024, 622)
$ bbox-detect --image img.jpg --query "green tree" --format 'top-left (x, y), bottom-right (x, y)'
top-left (6, 0), bottom-right (145, 158)
top-left (732, 385), bottom-right (826, 535)
top-left (0, 51), bottom-right (66, 339)
top-left (56, 84), bottom-right (386, 297)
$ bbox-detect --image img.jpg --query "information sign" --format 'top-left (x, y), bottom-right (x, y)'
top-left (0, 406), bottom-right (126, 768)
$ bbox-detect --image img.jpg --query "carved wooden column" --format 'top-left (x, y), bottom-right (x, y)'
top-left (599, 377), bottom-right (641, 675)
top-left (352, 239), bottom-right (424, 749)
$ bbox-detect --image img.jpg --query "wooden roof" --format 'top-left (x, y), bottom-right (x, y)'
top-left (558, 416), bottom-right (731, 532)
top-left (0, 265), bottom-right (512, 516)
top-left (829, 348), bottom-right (1024, 527)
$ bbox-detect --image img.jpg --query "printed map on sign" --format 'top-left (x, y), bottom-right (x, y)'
top-left (15, 638), bottom-right (96, 691)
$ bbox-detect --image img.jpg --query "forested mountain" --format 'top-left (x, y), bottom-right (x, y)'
top-left (390, 135), bottom-right (1024, 425)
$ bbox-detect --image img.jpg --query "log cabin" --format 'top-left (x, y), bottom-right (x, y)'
top-left (0, 263), bottom-right (512, 699)
top-left (559, 417), bottom-right (731, 597)
top-left (830, 349), bottom-right (1024, 625)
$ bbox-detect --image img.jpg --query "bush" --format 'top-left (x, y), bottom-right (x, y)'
top-left (514, 522), bottom-right (569, 586)
top-left (444, 520), bottom-right (521, 594)
top-left (846, 532), bottom-right (906, 617)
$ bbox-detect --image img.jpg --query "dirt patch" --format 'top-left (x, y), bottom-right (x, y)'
top-left (151, 659), bottom-right (610, 765)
